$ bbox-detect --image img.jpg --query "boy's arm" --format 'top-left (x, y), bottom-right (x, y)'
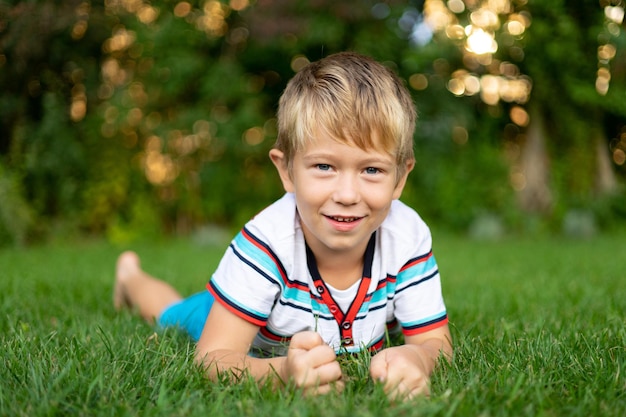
top-left (194, 301), bottom-right (343, 394)
top-left (369, 324), bottom-right (452, 400)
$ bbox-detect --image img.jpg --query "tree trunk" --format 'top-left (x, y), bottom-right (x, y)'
top-left (594, 131), bottom-right (618, 195)
top-left (517, 106), bottom-right (553, 213)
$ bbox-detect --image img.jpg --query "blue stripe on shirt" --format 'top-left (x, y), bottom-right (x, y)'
top-left (402, 311), bottom-right (448, 329)
top-left (232, 234), bottom-right (284, 289)
top-left (209, 279), bottom-right (268, 322)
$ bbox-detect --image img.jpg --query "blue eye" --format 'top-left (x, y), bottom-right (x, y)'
top-left (317, 164), bottom-right (331, 171)
top-left (365, 167), bottom-right (380, 174)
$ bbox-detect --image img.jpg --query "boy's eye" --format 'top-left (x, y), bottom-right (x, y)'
top-left (364, 167), bottom-right (381, 174)
top-left (316, 164), bottom-right (331, 171)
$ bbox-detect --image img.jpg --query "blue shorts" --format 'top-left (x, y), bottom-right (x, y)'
top-left (157, 291), bottom-right (215, 341)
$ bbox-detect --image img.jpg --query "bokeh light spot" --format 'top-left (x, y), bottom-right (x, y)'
top-left (605, 6), bottom-right (625, 24)
top-left (598, 43), bottom-right (616, 62)
top-left (104, 27), bottom-right (136, 52)
top-left (465, 27), bottom-right (498, 55)
top-left (596, 67), bottom-right (611, 95)
top-left (447, 0), bottom-right (465, 14)
top-left (470, 8), bottom-right (499, 29)
top-left (506, 20), bottom-right (525, 36)
top-left (409, 73), bottom-right (429, 90)
top-left (291, 55), bottom-right (310, 72)
top-left (445, 24), bottom-right (465, 39)
top-left (137, 5), bottom-right (159, 24)
top-left (244, 127), bottom-right (264, 146)
top-left (70, 100), bottom-right (87, 121)
top-left (510, 106), bottom-right (529, 127)
top-left (464, 74), bottom-right (480, 95)
top-left (447, 77), bottom-right (465, 95)
top-left (72, 20), bottom-right (88, 40)
top-left (127, 108), bottom-right (143, 126)
top-left (174, 2), bottom-right (192, 17)
top-left (230, 0), bottom-right (249, 12)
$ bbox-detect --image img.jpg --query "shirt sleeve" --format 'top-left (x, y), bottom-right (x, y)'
top-left (385, 204), bottom-right (448, 336)
top-left (207, 226), bottom-right (286, 327)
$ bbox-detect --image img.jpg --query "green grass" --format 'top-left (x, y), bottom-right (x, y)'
top-left (1, 233), bottom-right (624, 416)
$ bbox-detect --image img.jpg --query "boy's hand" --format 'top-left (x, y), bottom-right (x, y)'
top-left (369, 344), bottom-right (431, 401)
top-left (370, 326), bottom-right (452, 401)
top-left (284, 331), bottom-right (344, 395)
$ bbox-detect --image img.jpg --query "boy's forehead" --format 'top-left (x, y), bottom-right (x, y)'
top-left (297, 128), bottom-right (397, 159)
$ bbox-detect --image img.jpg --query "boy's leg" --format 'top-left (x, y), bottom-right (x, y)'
top-left (114, 251), bottom-right (183, 323)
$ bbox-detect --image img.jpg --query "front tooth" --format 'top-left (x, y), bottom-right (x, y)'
top-left (333, 217), bottom-right (355, 222)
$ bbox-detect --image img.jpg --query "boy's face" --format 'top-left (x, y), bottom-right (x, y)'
top-left (270, 130), bottom-right (414, 260)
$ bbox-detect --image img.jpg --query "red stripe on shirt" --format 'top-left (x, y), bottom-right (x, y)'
top-left (241, 228), bottom-right (309, 292)
top-left (207, 283), bottom-right (266, 327)
top-left (402, 316), bottom-right (448, 336)
top-left (399, 250), bottom-right (433, 272)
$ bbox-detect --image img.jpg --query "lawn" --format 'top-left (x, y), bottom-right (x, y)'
top-left (1, 231), bottom-right (624, 416)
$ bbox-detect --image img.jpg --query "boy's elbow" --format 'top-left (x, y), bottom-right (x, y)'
top-left (438, 330), bottom-right (453, 362)
top-left (442, 341), bottom-right (453, 363)
top-left (194, 349), bottom-right (207, 367)
top-left (194, 347), bottom-right (220, 380)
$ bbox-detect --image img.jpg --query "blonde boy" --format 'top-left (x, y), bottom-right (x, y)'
top-left (114, 52), bottom-right (452, 400)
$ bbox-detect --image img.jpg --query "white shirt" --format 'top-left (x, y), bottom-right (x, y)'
top-left (207, 193), bottom-right (447, 356)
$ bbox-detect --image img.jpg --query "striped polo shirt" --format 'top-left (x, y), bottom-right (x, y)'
top-left (207, 193), bottom-right (448, 356)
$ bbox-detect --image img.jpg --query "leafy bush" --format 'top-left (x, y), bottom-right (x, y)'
top-left (0, 162), bottom-right (34, 246)
top-left (0, 0), bottom-right (624, 245)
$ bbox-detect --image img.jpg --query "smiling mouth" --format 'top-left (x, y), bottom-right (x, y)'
top-left (327, 215), bottom-right (361, 222)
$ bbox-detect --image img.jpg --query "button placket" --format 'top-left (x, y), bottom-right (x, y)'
top-left (306, 233), bottom-right (376, 351)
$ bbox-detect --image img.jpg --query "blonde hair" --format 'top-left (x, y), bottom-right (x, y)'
top-left (275, 52), bottom-right (416, 176)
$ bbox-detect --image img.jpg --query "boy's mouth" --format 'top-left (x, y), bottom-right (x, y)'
top-left (326, 215), bottom-right (361, 223)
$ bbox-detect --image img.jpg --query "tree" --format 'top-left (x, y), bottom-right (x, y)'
top-left (0, 0), bottom-right (624, 245)
top-left (419, 0), bottom-right (626, 230)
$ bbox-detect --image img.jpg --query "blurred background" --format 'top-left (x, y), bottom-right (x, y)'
top-left (0, 0), bottom-right (625, 247)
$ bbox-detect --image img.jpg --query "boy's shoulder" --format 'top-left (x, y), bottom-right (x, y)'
top-left (386, 200), bottom-right (428, 229)
top-left (245, 192), bottom-right (299, 240)
top-left (380, 200), bottom-right (432, 246)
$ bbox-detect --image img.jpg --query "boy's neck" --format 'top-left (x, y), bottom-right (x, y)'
top-left (316, 254), bottom-right (364, 291)
top-left (304, 235), bottom-right (372, 291)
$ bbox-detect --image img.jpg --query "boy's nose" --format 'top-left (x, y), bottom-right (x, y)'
top-left (332, 174), bottom-right (361, 205)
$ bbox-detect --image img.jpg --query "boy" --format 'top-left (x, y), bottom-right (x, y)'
top-left (114, 51), bottom-right (452, 400)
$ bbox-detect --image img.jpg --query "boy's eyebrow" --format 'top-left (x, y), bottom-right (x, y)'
top-left (302, 152), bottom-right (395, 166)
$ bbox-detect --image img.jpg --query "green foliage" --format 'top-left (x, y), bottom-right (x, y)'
top-left (0, 162), bottom-right (34, 246)
top-left (405, 140), bottom-right (512, 231)
top-left (519, 0), bottom-right (626, 218)
top-left (0, 0), bottom-right (624, 245)
top-left (590, 186), bottom-right (626, 232)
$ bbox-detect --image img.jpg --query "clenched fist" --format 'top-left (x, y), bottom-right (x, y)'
top-left (283, 331), bottom-right (344, 395)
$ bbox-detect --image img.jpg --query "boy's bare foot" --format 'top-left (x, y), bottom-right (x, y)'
top-left (113, 251), bottom-right (141, 310)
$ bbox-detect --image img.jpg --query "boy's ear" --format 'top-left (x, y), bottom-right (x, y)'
top-left (392, 159), bottom-right (415, 200)
top-left (269, 149), bottom-right (295, 193)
